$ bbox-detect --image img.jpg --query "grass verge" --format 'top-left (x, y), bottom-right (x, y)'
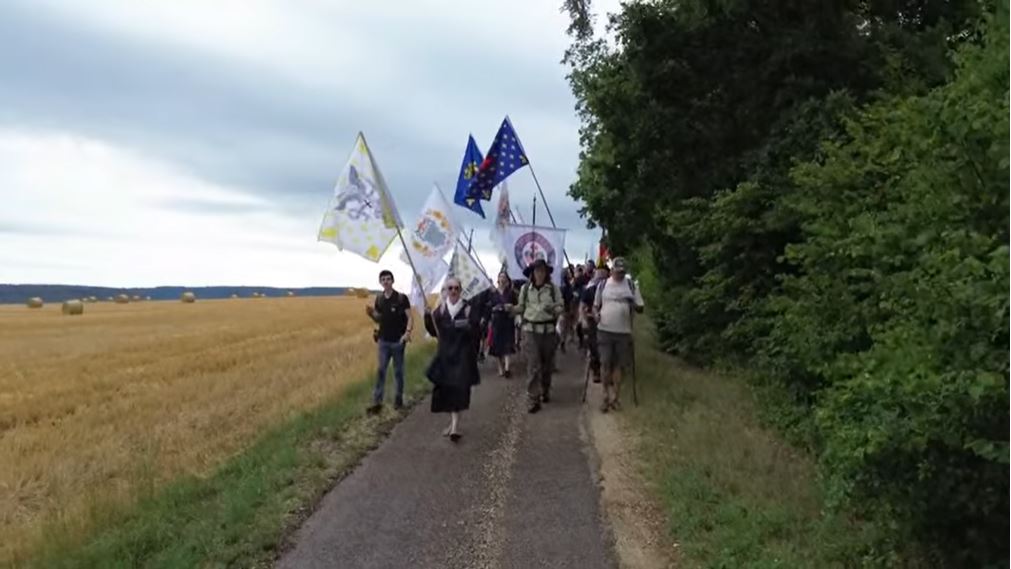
top-left (627, 324), bottom-right (881, 568)
top-left (25, 342), bottom-right (436, 569)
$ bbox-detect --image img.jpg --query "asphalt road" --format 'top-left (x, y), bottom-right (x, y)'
top-left (277, 347), bottom-right (618, 569)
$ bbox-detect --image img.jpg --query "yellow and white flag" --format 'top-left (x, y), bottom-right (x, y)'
top-left (318, 133), bottom-right (403, 262)
top-left (449, 241), bottom-right (492, 301)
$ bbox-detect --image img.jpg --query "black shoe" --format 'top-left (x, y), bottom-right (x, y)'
top-left (528, 403), bottom-right (541, 414)
top-left (393, 399), bottom-right (404, 410)
top-left (449, 432), bottom-right (462, 443)
top-left (366, 403), bottom-right (382, 415)
top-left (503, 369), bottom-right (511, 378)
top-left (541, 393), bottom-right (551, 404)
top-left (592, 375), bottom-right (601, 384)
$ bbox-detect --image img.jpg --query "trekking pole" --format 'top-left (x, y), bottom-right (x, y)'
top-left (581, 348), bottom-right (592, 403)
top-left (631, 336), bottom-right (639, 406)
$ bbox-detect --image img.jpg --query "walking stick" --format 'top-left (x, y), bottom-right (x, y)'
top-left (581, 348), bottom-right (592, 403)
top-left (631, 336), bottom-right (639, 406)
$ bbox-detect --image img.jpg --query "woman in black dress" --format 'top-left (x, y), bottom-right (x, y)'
top-left (488, 272), bottom-right (518, 378)
top-left (423, 277), bottom-right (481, 442)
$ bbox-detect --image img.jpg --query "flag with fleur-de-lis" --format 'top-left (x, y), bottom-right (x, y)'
top-left (318, 133), bottom-right (403, 262)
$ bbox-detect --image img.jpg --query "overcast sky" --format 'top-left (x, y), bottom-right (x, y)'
top-left (0, 0), bottom-right (617, 288)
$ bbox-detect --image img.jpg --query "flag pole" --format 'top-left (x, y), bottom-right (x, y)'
top-left (363, 131), bottom-right (428, 314)
top-left (526, 162), bottom-right (572, 266)
top-left (467, 228), bottom-right (475, 253)
top-left (458, 236), bottom-right (490, 278)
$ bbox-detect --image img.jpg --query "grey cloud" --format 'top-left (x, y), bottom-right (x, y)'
top-left (0, 2), bottom-right (593, 253)
top-left (151, 197), bottom-right (273, 216)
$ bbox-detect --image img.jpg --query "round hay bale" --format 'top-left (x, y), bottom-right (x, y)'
top-left (354, 288), bottom-right (370, 299)
top-left (106, 296), bottom-right (115, 302)
top-left (62, 299), bottom-right (84, 315)
top-left (115, 294), bottom-right (130, 304)
top-left (230, 294), bottom-right (239, 299)
top-left (145, 296), bottom-right (152, 301)
top-left (180, 292), bottom-right (196, 303)
top-left (27, 297), bottom-right (43, 309)
top-left (286, 291), bottom-right (295, 297)
top-left (131, 295), bottom-right (141, 301)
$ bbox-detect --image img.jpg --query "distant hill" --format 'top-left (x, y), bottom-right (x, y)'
top-left (0, 284), bottom-right (364, 304)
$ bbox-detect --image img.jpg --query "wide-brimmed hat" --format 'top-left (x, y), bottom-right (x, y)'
top-left (522, 258), bottom-right (553, 278)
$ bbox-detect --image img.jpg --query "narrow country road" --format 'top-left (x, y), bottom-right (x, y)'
top-left (277, 348), bottom-right (618, 569)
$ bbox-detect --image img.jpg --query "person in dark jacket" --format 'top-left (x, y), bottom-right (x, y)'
top-left (424, 277), bottom-right (481, 442)
top-left (488, 271), bottom-right (518, 377)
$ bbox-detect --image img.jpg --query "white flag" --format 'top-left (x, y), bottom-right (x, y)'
top-left (318, 133), bottom-right (402, 262)
top-left (500, 224), bottom-right (567, 286)
top-left (400, 185), bottom-right (459, 271)
top-left (491, 182), bottom-right (511, 261)
top-left (448, 242), bottom-right (492, 301)
top-left (409, 258), bottom-right (449, 318)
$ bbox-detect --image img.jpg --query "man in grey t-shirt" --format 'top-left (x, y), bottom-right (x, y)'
top-left (593, 257), bottom-right (644, 412)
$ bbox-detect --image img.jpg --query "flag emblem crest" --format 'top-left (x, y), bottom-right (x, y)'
top-left (513, 231), bottom-right (556, 269)
top-left (411, 209), bottom-right (452, 257)
top-left (334, 165), bottom-right (381, 220)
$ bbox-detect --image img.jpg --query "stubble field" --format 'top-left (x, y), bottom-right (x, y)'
top-left (0, 296), bottom-right (378, 565)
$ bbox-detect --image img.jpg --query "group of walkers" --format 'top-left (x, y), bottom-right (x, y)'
top-left (364, 255), bottom-right (644, 441)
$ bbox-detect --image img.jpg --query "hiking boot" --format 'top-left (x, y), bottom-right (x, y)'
top-left (528, 402), bottom-right (542, 414)
top-left (366, 403), bottom-right (382, 415)
top-left (503, 369), bottom-right (512, 378)
top-left (393, 398), bottom-right (404, 410)
top-left (541, 392), bottom-right (551, 404)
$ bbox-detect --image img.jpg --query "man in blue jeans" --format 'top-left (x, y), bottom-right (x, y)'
top-left (365, 269), bottom-right (413, 414)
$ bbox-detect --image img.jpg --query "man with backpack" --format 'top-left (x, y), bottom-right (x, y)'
top-left (365, 269), bottom-right (413, 414)
top-left (507, 258), bottom-right (563, 413)
top-left (580, 260), bottom-right (610, 384)
top-left (593, 257), bottom-right (644, 412)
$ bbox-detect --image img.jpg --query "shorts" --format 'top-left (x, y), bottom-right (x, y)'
top-left (597, 330), bottom-right (633, 373)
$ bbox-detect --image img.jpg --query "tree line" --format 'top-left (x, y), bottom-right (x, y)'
top-left (563, 0), bottom-right (1008, 565)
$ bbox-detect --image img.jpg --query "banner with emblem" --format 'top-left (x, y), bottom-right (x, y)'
top-left (500, 224), bottom-right (566, 286)
top-left (400, 186), bottom-right (459, 270)
top-left (318, 133), bottom-right (403, 262)
top-left (448, 241), bottom-right (492, 301)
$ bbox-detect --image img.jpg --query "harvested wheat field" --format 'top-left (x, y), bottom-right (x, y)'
top-left (0, 296), bottom-right (382, 564)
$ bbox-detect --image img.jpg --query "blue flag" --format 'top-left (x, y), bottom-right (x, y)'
top-left (467, 116), bottom-right (529, 201)
top-left (454, 135), bottom-right (485, 218)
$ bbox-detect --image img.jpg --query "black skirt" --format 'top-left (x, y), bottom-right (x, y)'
top-left (431, 384), bottom-right (471, 413)
top-left (488, 313), bottom-right (516, 357)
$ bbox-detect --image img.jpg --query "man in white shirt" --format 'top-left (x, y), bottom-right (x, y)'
top-left (593, 257), bottom-right (644, 412)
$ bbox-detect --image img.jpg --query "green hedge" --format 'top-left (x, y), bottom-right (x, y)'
top-left (565, 1), bottom-right (1007, 565)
